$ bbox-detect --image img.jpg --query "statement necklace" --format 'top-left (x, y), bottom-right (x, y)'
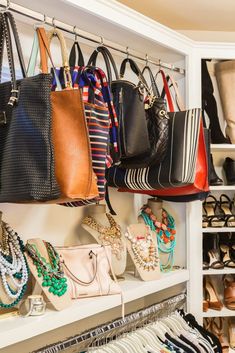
top-left (140, 205), bottom-right (176, 272)
top-left (82, 214), bottom-right (124, 260)
top-left (26, 241), bottom-right (67, 297)
top-left (125, 225), bottom-right (159, 271)
top-left (0, 222), bottom-right (29, 308)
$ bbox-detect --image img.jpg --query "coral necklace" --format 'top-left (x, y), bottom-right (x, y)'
top-left (140, 205), bottom-right (176, 272)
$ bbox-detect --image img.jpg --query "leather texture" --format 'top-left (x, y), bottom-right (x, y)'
top-left (56, 244), bottom-right (121, 299)
top-left (215, 60), bottom-right (235, 143)
top-left (36, 28), bottom-right (98, 201)
top-left (0, 12), bottom-right (60, 202)
top-left (223, 157), bottom-right (235, 185)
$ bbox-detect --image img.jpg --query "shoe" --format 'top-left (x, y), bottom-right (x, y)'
top-left (223, 158), bottom-right (235, 185)
top-left (211, 318), bottom-right (229, 353)
top-left (220, 245), bottom-right (235, 268)
top-left (204, 276), bottom-right (223, 310)
top-left (228, 318), bottom-right (235, 349)
top-left (208, 248), bottom-right (224, 269)
top-left (210, 154), bottom-right (223, 186)
top-left (203, 195), bottom-right (226, 227)
top-left (223, 274), bottom-right (235, 310)
top-left (219, 194), bottom-right (235, 227)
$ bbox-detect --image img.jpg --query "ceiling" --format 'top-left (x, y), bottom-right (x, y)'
top-left (117, 0), bottom-right (235, 31)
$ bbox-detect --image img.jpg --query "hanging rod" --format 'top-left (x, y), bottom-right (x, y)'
top-left (0, 0), bottom-right (185, 75)
top-left (33, 293), bottom-right (186, 353)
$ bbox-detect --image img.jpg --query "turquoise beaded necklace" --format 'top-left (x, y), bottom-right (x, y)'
top-left (140, 206), bottom-right (176, 272)
top-left (26, 242), bottom-right (68, 297)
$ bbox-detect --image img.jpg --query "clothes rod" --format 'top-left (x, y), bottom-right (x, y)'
top-left (0, 0), bottom-right (185, 75)
top-left (34, 293), bottom-right (186, 353)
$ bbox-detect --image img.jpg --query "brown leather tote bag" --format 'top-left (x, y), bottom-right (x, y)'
top-left (36, 28), bottom-right (98, 201)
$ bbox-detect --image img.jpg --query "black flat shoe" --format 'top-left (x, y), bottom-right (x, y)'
top-left (223, 158), bottom-right (235, 185)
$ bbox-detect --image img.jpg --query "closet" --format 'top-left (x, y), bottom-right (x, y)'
top-left (0, 0), bottom-right (233, 353)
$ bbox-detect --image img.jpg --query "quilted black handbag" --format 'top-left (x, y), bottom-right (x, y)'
top-left (0, 12), bottom-right (60, 202)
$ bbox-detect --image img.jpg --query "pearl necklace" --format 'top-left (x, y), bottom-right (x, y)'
top-left (82, 214), bottom-right (124, 260)
top-left (0, 222), bottom-right (29, 307)
top-left (125, 226), bottom-right (159, 271)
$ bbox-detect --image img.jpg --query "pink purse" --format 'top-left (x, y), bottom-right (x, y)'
top-left (56, 244), bottom-right (123, 302)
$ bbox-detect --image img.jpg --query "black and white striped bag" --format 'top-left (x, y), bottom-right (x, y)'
top-left (106, 108), bottom-right (201, 191)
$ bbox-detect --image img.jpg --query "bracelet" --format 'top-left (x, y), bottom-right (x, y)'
top-left (19, 295), bottom-right (46, 318)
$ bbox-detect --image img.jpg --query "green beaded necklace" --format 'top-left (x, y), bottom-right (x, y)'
top-left (25, 241), bottom-right (68, 297)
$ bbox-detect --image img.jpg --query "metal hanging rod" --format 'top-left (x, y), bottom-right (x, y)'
top-left (34, 293), bottom-right (186, 353)
top-left (0, 0), bottom-right (185, 75)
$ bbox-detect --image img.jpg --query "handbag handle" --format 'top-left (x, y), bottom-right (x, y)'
top-left (69, 41), bottom-right (85, 67)
top-left (142, 65), bottom-right (160, 98)
top-left (120, 58), bottom-right (150, 92)
top-left (88, 46), bottom-right (119, 86)
top-left (61, 250), bottom-right (98, 286)
top-left (157, 70), bottom-right (174, 112)
top-left (47, 28), bottom-right (72, 88)
top-left (27, 28), bottom-right (62, 90)
top-left (161, 73), bottom-right (185, 111)
top-left (0, 12), bottom-right (26, 106)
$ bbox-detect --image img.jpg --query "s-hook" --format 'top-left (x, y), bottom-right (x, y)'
top-left (1, 0), bottom-right (10, 12)
top-left (100, 36), bottom-right (104, 46)
top-left (145, 54), bottom-right (149, 66)
top-left (73, 25), bottom-right (78, 42)
top-left (126, 46), bottom-right (130, 59)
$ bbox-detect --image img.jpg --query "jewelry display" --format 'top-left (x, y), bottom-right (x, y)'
top-left (0, 222), bottom-right (29, 308)
top-left (125, 225), bottom-right (159, 271)
top-left (82, 214), bottom-right (124, 260)
top-left (19, 295), bottom-right (46, 317)
top-left (140, 205), bottom-right (176, 272)
top-left (25, 241), bottom-right (68, 297)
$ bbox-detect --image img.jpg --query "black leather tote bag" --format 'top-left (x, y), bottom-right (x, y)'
top-left (0, 12), bottom-right (60, 202)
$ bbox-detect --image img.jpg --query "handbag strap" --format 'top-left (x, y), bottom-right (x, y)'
top-left (27, 28), bottom-right (62, 90)
top-left (120, 58), bottom-right (150, 93)
top-left (62, 250), bottom-right (98, 286)
top-left (69, 41), bottom-right (85, 67)
top-left (161, 74), bottom-right (185, 111)
top-left (158, 70), bottom-right (174, 112)
top-left (142, 65), bottom-right (160, 98)
top-left (88, 46), bottom-right (119, 86)
top-left (47, 28), bottom-right (72, 88)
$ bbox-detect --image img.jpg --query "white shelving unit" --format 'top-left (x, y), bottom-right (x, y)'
top-left (210, 186), bottom-right (235, 191)
top-left (211, 144), bottom-right (235, 152)
top-left (203, 307), bottom-right (235, 318)
top-left (203, 268), bottom-right (235, 275)
top-left (203, 227), bottom-right (235, 233)
top-left (0, 270), bottom-right (189, 348)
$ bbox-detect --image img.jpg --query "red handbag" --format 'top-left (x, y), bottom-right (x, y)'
top-left (118, 70), bottom-right (209, 197)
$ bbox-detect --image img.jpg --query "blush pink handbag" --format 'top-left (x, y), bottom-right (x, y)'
top-left (56, 244), bottom-right (124, 315)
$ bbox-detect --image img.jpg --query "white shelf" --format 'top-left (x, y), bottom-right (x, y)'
top-left (210, 186), bottom-right (235, 191)
top-left (0, 269), bottom-right (189, 349)
top-left (203, 307), bottom-right (235, 317)
top-left (203, 268), bottom-right (235, 275)
top-left (211, 144), bottom-right (235, 152)
top-left (202, 227), bottom-right (235, 233)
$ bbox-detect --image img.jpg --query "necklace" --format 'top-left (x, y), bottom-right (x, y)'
top-left (140, 205), bottom-right (176, 272)
top-left (25, 241), bottom-right (68, 297)
top-left (125, 225), bottom-right (159, 271)
top-left (0, 222), bottom-right (29, 308)
top-left (82, 214), bottom-right (124, 260)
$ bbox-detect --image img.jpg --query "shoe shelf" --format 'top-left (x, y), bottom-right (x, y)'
top-left (203, 268), bottom-right (235, 275)
top-left (210, 186), bottom-right (235, 191)
top-left (211, 144), bottom-right (235, 152)
top-left (0, 269), bottom-right (189, 349)
top-left (203, 307), bottom-right (235, 317)
top-left (202, 227), bottom-right (235, 233)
